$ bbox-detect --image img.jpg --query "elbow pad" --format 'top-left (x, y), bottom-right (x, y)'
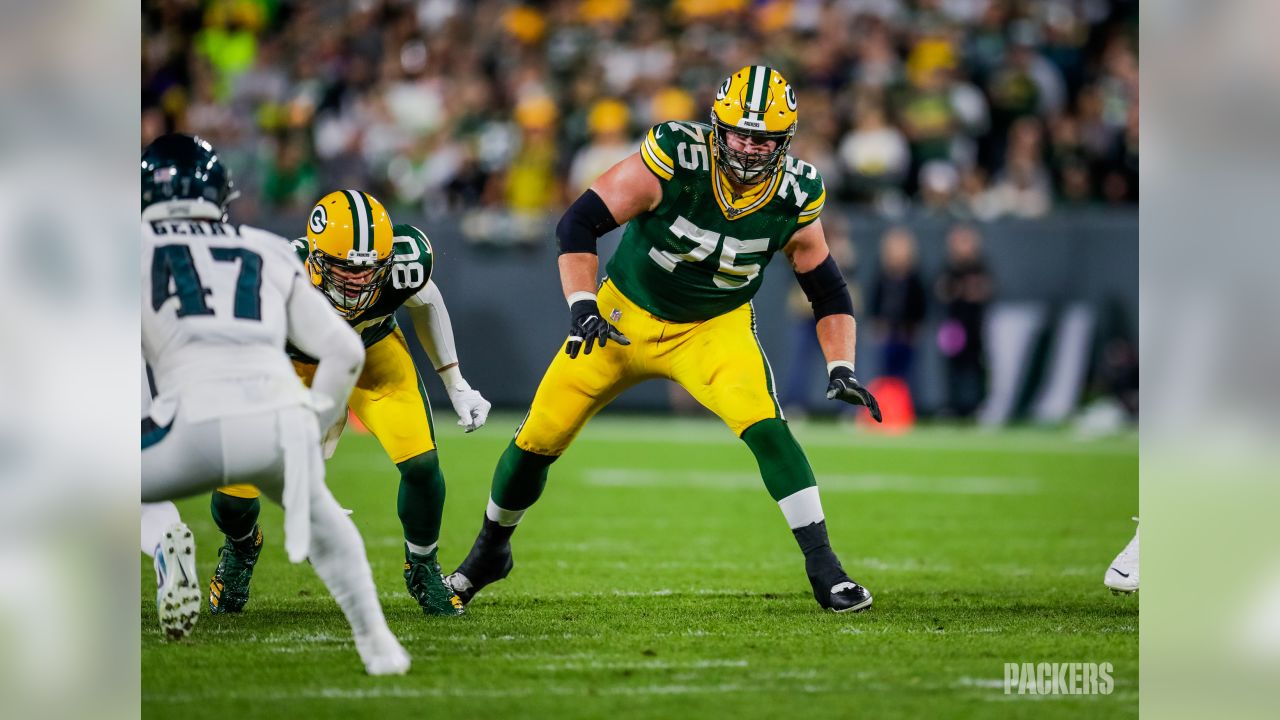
top-left (556, 189), bottom-right (619, 255)
top-left (796, 254), bottom-right (854, 320)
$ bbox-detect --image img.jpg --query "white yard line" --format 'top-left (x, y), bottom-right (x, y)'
top-left (146, 681), bottom-right (839, 704)
top-left (436, 414), bottom-right (1137, 457)
top-left (583, 468), bottom-right (1041, 495)
top-left (511, 417), bottom-right (1134, 455)
top-left (534, 658), bottom-right (749, 672)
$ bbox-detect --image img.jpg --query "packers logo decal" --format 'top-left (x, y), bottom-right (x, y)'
top-left (784, 84), bottom-right (797, 112)
top-left (717, 77), bottom-right (731, 101)
top-left (309, 205), bottom-right (327, 234)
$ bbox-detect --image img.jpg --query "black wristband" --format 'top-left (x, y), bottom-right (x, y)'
top-left (795, 254), bottom-right (854, 320)
top-left (557, 189), bottom-right (619, 255)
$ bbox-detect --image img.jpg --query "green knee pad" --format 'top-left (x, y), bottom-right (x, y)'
top-left (490, 440), bottom-right (557, 511)
top-left (741, 418), bottom-right (817, 501)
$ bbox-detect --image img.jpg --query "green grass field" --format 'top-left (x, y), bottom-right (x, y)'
top-left (142, 413), bottom-right (1138, 719)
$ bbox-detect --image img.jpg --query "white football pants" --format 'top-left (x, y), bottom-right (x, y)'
top-left (140, 502), bottom-right (181, 557)
top-left (141, 403), bottom-right (391, 642)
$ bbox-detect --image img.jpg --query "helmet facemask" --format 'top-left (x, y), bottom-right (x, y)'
top-left (309, 251), bottom-right (393, 316)
top-left (710, 113), bottom-right (795, 186)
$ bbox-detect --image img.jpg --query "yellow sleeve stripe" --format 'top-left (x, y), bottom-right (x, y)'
top-left (645, 129), bottom-right (675, 168)
top-left (641, 140), bottom-right (674, 181)
top-left (801, 188), bottom-right (826, 212)
top-left (797, 205), bottom-right (824, 224)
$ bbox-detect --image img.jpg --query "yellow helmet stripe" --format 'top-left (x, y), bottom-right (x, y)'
top-left (343, 189), bottom-right (370, 254)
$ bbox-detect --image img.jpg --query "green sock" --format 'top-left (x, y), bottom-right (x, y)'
top-left (210, 492), bottom-right (260, 544)
top-left (741, 418), bottom-right (817, 501)
top-left (397, 451), bottom-right (446, 549)
top-left (490, 440), bottom-right (557, 512)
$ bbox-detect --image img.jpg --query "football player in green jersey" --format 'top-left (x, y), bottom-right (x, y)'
top-left (210, 190), bottom-right (489, 617)
top-left (447, 66), bottom-right (883, 613)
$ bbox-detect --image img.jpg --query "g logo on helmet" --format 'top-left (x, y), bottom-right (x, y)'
top-left (717, 77), bottom-right (731, 101)
top-left (784, 84), bottom-right (797, 112)
top-left (309, 204), bottom-right (327, 234)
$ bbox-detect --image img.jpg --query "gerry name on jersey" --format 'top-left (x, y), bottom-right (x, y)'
top-left (607, 119), bottom-right (827, 323)
top-left (287, 223), bottom-right (434, 362)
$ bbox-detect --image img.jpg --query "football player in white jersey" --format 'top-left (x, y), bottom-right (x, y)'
top-left (140, 134), bottom-right (409, 675)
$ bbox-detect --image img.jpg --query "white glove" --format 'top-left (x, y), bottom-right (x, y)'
top-left (440, 366), bottom-right (491, 432)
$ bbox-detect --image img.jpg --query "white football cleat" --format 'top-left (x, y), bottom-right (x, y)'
top-left (355, 629), bottom-right (411, 676)
top-left (155, 522), bottom-right (201, 639)
top-left (1104, 518), bottom-right (1139, 593)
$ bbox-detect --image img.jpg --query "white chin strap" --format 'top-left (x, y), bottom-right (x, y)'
top-left (141, 199), bottom-right (225, 222)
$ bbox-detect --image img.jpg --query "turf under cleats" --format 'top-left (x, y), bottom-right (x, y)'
top-left (355, 629), bottom-right (412, 676)
top-left (155, 522), bottom-right (201, 639)
top-left (444, 519), bottom-right (514, 606)
top-left (404, 545), bottom-right (465, 616)
top-left (208, 525), bottom-right (263, 614)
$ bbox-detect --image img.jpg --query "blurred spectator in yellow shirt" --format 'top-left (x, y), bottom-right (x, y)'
top-left (568, 99), bottom-right (635, 196)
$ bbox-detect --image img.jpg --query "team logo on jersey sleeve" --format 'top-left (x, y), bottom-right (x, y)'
top-left (309, 205), bottom-right (328, 234)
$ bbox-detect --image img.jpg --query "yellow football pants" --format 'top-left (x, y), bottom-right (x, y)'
top-left (220, 327), bottom-right (435, 499)
top-left (515, 279), bottom-right (781, 456)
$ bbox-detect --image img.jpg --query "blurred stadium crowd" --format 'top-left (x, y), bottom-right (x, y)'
top-left (142, 0), bottom-right (1137, 240)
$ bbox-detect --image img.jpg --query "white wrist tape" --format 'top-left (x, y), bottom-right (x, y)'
top-left (826, 360), bottom-right (856, 375)
top-left (566, 291), bottom-right (597, 308)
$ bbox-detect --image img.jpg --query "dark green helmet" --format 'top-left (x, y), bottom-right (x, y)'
top-left (141, 134), bottom-right (237, 221)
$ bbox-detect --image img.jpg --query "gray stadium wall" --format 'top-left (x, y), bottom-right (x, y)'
top-left (253, 207), bottom-right (1138, 419)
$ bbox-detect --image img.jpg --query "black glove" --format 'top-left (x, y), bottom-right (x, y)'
top-left (826, 365), bottom-right (882, 422)
top-left (565, 298), bottom-right (630, 359)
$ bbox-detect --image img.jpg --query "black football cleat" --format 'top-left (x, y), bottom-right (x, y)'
top-left (444, 519), bottom-right (514, 606)
top-left (816, 577), bottom-right (874, 613)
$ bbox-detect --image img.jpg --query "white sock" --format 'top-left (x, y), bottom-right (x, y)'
top-left (486, 498), bottom-right (526, 527)
top-left (777, 487), bottom-right (825, 529)
top-left (140, 501), bottom-right (182, 557)
top-left (405, 540), bottom-right (437, 556)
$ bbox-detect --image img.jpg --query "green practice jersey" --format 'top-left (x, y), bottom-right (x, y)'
top-left (605, 120), bottom-right (826, 322)
top-left (288, 223), bottom-right (434, 361)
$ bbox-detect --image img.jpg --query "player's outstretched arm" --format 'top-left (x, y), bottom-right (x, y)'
top-left (557, 152), bottom-right (661, 358)
top-left (285, 273), bottom-right (366, 430)
top-left (404, 280), bottom-right (492, 432)
top-left (784, 219), bottom-right (882, 422)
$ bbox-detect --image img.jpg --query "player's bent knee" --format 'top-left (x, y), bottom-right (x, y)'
top-left (514, 413), bottom-right (580, 457)
top-left (740, 418), bottom-right (817, 501)
top-left (397, 451), bottom-right (444, 489)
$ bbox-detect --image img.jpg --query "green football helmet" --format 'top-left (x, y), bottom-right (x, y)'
top-left (141, 133), bottom-right (238, 222)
